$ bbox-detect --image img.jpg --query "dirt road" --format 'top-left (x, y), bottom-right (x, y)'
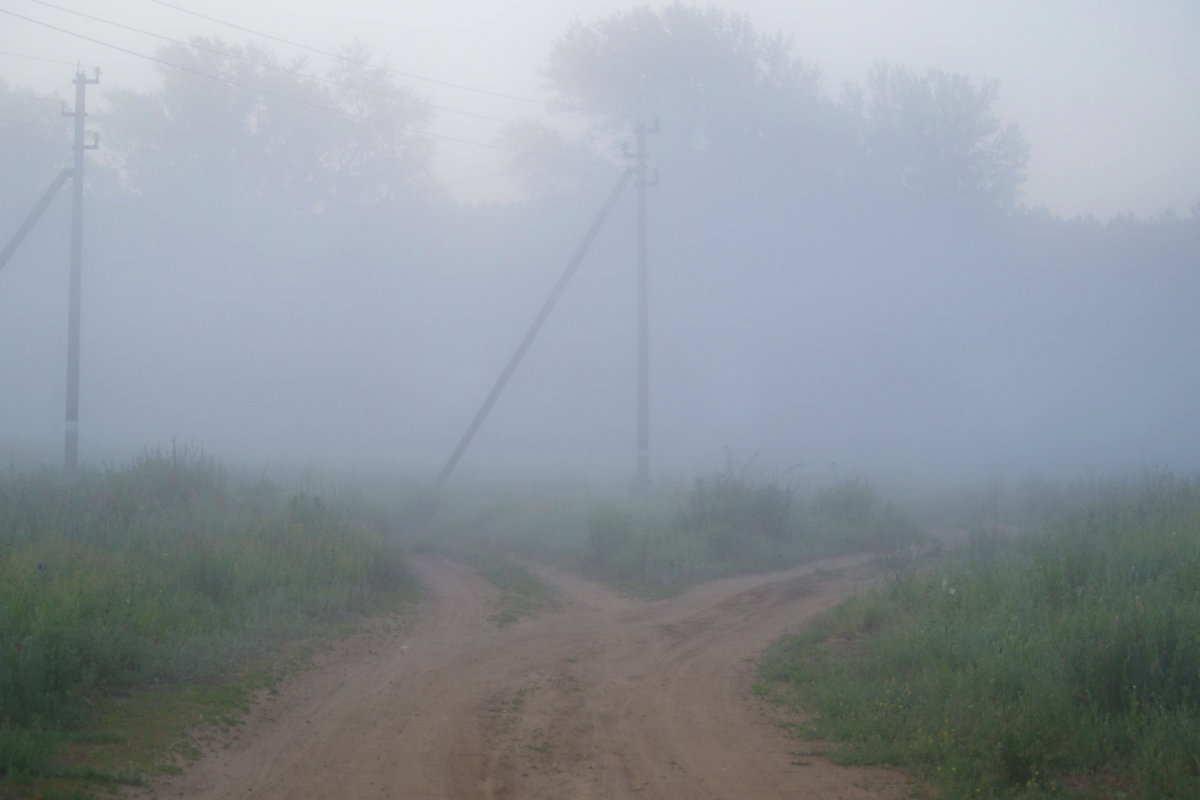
top-left (131, 555), bottom-right (908, 799)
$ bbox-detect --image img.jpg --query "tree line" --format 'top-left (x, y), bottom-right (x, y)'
top-left (1, 4), bottom-right (1196, 479)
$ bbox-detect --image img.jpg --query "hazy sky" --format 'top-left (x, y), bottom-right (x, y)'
top-left (2, 0), bottom-right (1197, 216)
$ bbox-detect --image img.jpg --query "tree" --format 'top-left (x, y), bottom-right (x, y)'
top-left (0, 80), bottom-right (76, 218)
top-left (542, 5), bottom-right (1028, 213)
top-left (501, 120), bottom-right (613, 199)
top-left (849, 63), bottom-right (1030, 211)
top-left (545, 4), bottom-right (833, 175)
top-left (100, 38), bottom-right (434, 213)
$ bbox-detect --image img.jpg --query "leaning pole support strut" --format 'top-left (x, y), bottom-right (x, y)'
top-left (433, 168), bottom-right (635, 491)
top-left (0, 168), bottom-right (72, 274)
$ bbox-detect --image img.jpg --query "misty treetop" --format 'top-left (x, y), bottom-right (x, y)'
top-left (1, 78), bottom-right (75, 220)
top-left (1, 5), bottom-right (1197, 481)
top-left (98, 38), bottom-right (435, 213)
top-left (540, 4), bottom-right (1027, 213)
top-left (547, 5), bottom-right (822, 140)
top-left (852, 63), bottom-right (1029, 211)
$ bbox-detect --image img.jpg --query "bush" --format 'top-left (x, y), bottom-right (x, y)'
top-left (679, 470), bottom-right (793, 542)
top-left (578, 463), bottom-right (919, 591)
top-left (587, 503), bottom-right (634, 570)
top-left (810, 477), bottom-right (919, 549)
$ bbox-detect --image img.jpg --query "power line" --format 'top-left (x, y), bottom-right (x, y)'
top-left (0, 7), bottom-right (517, 152)
top-left (24, 0), bottom-right (589, 138)
top-left (0, 47), bottom-right (91, 68)
top-left (150, 0), bottom-right (554, 108)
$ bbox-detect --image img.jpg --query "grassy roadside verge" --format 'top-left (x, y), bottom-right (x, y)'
top-left (0, 449), bottom-right (417, 798)
top-left (413, 466), bottom-right (924, 598)
top-left (583, 471), bottom-right (923, 593)
top-left (757, 474), bottom-right (1200, 799)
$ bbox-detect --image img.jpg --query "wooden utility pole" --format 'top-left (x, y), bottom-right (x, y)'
top-left (627, 122), bottom-right (657, 490)
top-left (63, 69), bottom-right (99, 479)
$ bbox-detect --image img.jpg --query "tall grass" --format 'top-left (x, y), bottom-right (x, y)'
top-left (586, 471), bottom-right (923, 591)
top-left (758, 473), bottom-right (1200, 798)
top-left (0, 448), bottom-right (415, 783)
top-left (400, 468), bottom-right (919, 595)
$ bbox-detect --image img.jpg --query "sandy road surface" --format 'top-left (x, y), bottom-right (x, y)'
top-left (131, 555), bottom-right (908, 799)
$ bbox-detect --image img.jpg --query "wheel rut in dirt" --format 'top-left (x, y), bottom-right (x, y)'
top-left (130, 555), bottom-right (909, 799)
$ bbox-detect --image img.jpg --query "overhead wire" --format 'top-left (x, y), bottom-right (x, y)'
top-left (0, 6), bottom-right (518, 152)
top-left (149, 0), bottom-right (553, 107)
top-left (0, 47), bottom-right (92, 68)
top-left (24, 0), bottom-right (594, 141)
top-left (148, 0), bottom-right (620, 127)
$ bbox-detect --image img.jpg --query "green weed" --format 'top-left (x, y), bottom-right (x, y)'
top-left (396, 462), bottom-right (919, 596)
top-left (583, 471), bottom-right (922, 592)
top-left (758, 473), bottom-right (1200, 798)
top-left (0, 448), bottom-right (417, 794)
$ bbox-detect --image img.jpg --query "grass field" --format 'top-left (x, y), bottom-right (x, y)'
top-left (0, 448), bottom-right (417, 796)
top-left (582, 471), bottom-right (923, 591)
top-left (758, 473), bottom-right (1200, 799)
top-left (409, 465), bottom-right (923, 595)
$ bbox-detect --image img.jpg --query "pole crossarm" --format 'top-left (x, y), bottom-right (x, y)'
top-left (0, 167), bottom-right (71, 274)
top-left (433, 167), bottom-right (635, 490)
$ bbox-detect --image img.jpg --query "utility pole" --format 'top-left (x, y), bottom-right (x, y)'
top-left (627, 122), bottom-right (657, 491)
top-left (63, 69), bottom-right (100, 479)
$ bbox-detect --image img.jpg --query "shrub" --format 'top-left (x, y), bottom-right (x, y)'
top-left (679, 470), bottom-right (794, 542)
top-left (586, 503), bottom-right (633, 569)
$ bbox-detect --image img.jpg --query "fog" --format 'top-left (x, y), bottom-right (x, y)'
top-left (2, 4), bottom-right (1197, 489)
